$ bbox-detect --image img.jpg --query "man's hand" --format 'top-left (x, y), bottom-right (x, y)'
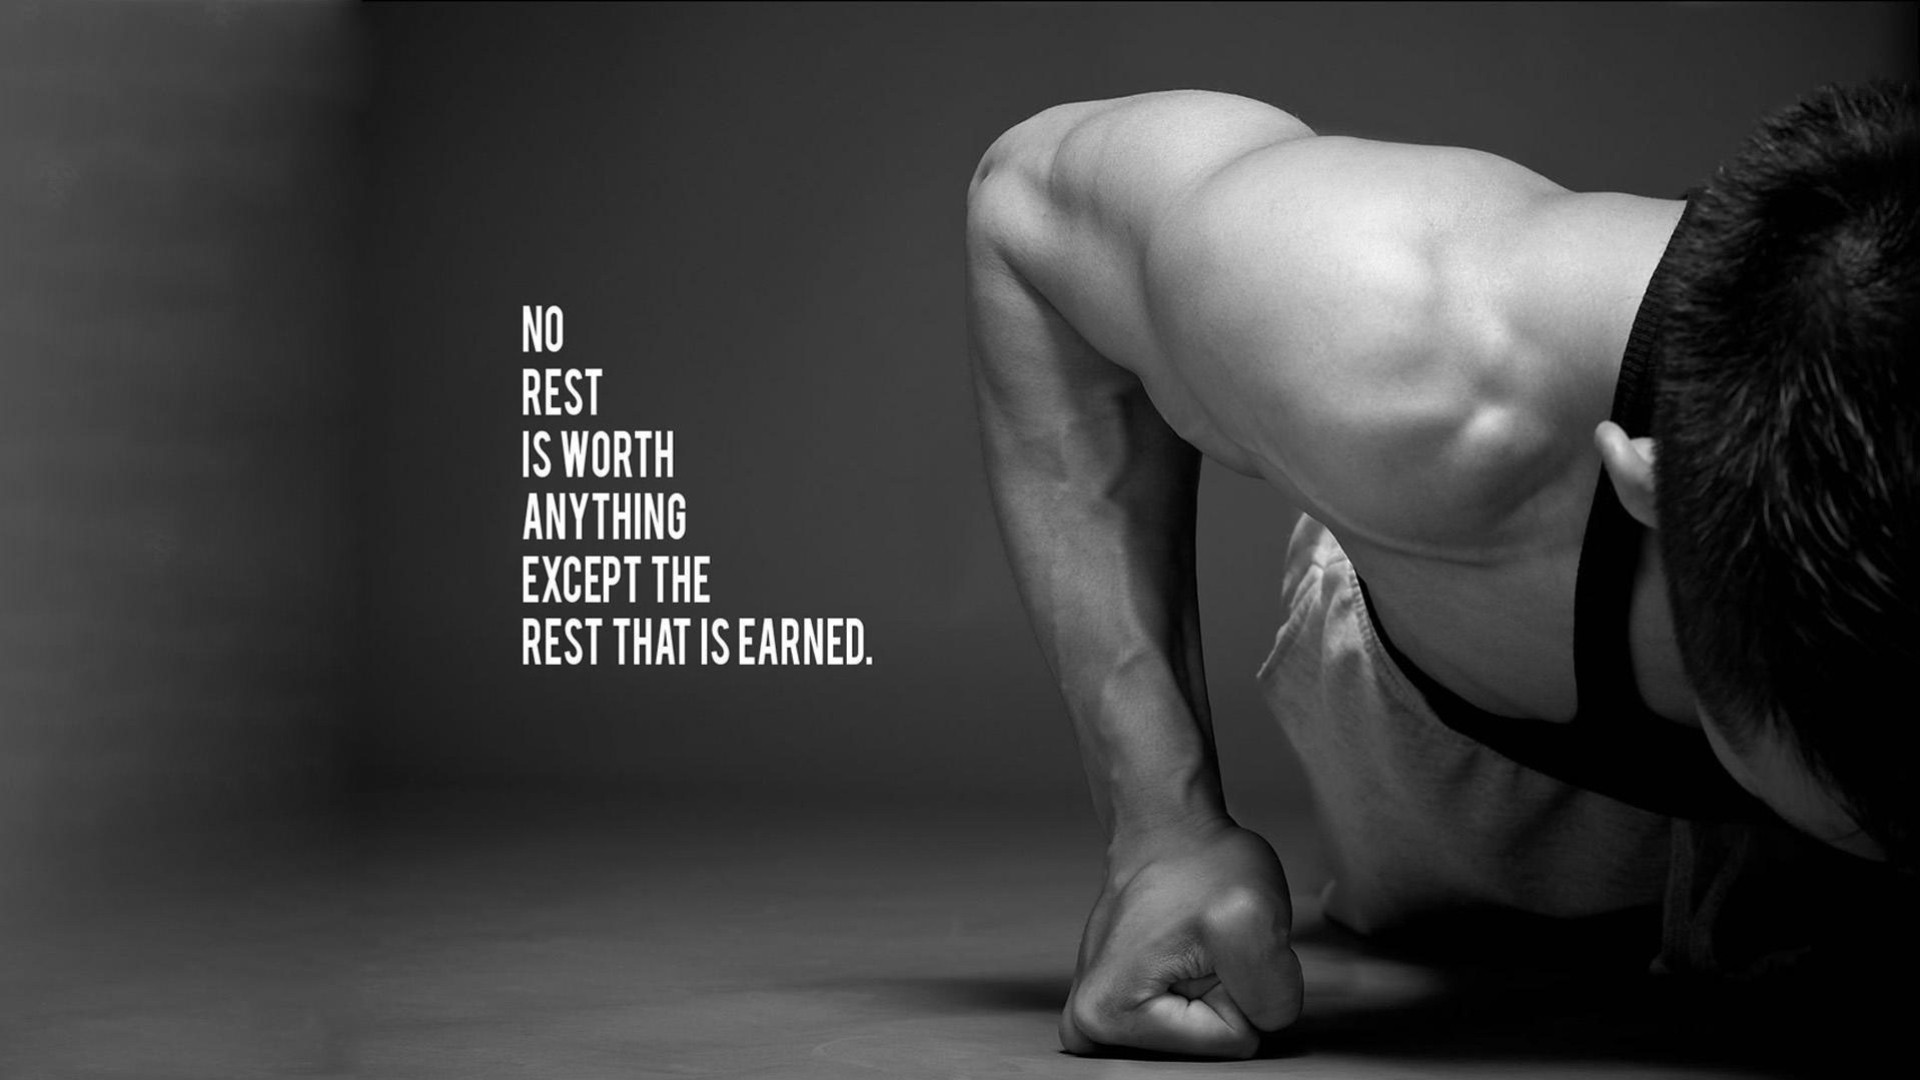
top-left (1060, 821), bottom-right (1303, 1059)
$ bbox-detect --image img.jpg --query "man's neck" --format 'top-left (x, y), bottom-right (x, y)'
top-left (1505, 193), bottom-right (1690, 429)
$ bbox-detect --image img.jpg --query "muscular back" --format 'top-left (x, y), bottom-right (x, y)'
top-left (970, 91), bottom-right (1689, 723)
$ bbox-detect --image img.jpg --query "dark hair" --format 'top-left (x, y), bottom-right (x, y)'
top-left (1655, 80), bottom-right (1919, 866)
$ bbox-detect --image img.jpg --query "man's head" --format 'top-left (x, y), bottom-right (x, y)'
top-left (1647, 81), bottom-right (1919, 865)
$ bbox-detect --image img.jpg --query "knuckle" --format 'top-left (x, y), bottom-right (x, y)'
top-left (1066, 991), bottom-right (1118, 1043)
top-left (1205, 886), bottom-right (1277, 933)
top-left (1058, 1009), bottom-right (1093, 1053)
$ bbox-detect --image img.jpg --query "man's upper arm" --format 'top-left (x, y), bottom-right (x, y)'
top-left (970, 91), bottom-right (1313, 215)
top-left (969, 92), bottom-right (1314, 339)
top-left (965, 91), bottom-right (1316, 463)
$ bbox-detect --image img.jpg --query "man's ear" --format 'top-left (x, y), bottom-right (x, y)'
top-left (1595, 421), bottom-right (1659, 529)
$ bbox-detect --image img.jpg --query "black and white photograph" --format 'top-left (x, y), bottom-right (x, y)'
top-left (2, 3), bottom-right (1915, 1077)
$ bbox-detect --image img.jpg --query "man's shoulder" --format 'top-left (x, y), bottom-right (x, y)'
top-left (1144, 132), bottom-right (1575, 364)
top-left (972, 92), bottom-right (1669, 554)
top-left (1144, 139), bottom-right (1617, 551)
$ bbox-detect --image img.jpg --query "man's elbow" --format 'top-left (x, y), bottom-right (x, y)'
top-left (967, 121), bottom-right (1020, 207)
top-left (965, 138), bottom-right (1036, 267)
top-left (968, 102), bottom-right (1098, 268)
top-left (968, 100), bottom-right (1112, 213)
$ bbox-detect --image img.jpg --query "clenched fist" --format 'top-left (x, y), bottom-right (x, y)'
top-left (1060, 821), bottom-right (1303, 1058)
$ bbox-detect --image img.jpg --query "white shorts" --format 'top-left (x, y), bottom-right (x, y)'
top-left (1259, 515), bottom-right (1673, 936)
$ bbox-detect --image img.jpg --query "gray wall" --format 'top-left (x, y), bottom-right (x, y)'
top-left (2, 4), bottom-right (1912, 904)
top-left (355, 2), bottom-right (1915, 821)
top-left (0, 2), bottom-right (360, 912)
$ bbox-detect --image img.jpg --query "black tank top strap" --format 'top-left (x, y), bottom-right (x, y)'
top-left (1572, 197), bottom-right (1688, 728)
top-left (1355, 578), bottom-right (1758, 821)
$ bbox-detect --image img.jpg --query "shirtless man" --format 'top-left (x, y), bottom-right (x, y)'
top-left (965, 84), bottom-right (1915, 1059)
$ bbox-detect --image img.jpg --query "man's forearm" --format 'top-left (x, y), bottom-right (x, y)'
top-left (966, 195), bottom-right (1227, 845)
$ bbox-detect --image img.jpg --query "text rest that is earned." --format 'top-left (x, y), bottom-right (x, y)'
top-left (522, 616), bottom-right (871, 666)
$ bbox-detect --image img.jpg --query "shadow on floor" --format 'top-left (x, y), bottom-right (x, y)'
top-left (809, 974), bottom-right (1072, 1015)
top-left (802, 925), bottom-right (1906, 1078)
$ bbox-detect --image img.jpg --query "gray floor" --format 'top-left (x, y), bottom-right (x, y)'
top-left (1, 800), bottom-right (1893, 1079)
